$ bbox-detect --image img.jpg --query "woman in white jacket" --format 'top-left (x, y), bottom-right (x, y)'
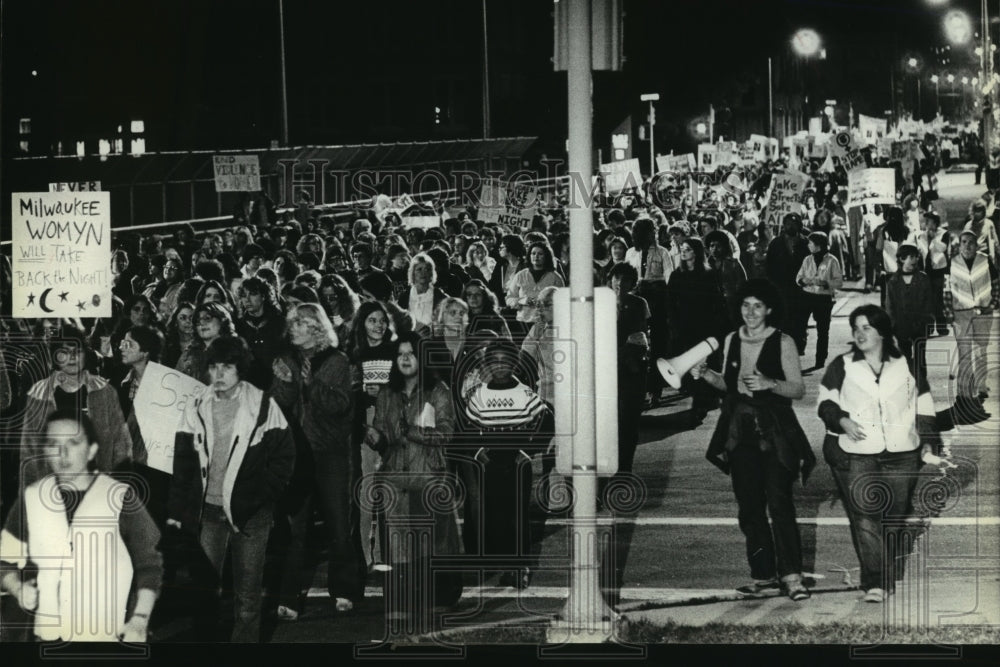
top-left (817, 305), bottom-right (947, 604)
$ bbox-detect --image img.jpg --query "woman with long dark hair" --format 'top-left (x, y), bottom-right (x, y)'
top-left (363, 332), bottom-right (463, 618)
top-left (666, 238), bottom-right (728, 425)
top-left (506, 242), bottom-right (564, 346)
top-left (817, 304), bottom-right (945, 603)
top-left (697, 279), bottom-right (814, 601)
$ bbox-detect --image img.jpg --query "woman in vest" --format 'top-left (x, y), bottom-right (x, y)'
top-left (818, 305), bottom-right (945, 603)
top-left (943, 231), bottom-right (999, 419)
top-left (697, 279), bottom-right (815, 601)
top-left (1, 410), bottom-right (162, 642)
top-left (916, 213), bottom-right (953, 336)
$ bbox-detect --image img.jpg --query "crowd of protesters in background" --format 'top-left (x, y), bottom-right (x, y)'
top-left (0, 124), bottom-right (994, 641)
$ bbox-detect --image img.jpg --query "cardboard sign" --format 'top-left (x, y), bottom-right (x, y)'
top-left (656, 153), bottom-right (696, 174)
top-left (478, 179), bottom-right (539, 228)
top-left (749, 134), bottom-right (769, 161)
top-left (401, 215), bottom-right (442, 230)
top-left (739, 142), bottom-right (757, 166)
top-left (12, 192), bottom-right (112, 318)
top-left (840, 148), bottom-right (868, 173)
top-left (49, 181), bottom-right (101, 192)
top-left (859, 114), bottom-right (887, 145)
top-left (132, 362), bottom-right (206, 474)
top-left (697, 144), bottom-right (717, 170)
top-left (768, 137), bottom-right (779, 160)
top-left (891, 140), bottom-right (912, 161)
top-left (212, 155), bottom-right (261, 192)
top-left (762, 171), bottom-right (807, 229)
top-left (599, 158), bottom-right (643, 194)
top-left (847, 168), bottom-right (896, 208)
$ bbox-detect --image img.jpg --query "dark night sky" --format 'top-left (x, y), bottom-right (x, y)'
top-left (0, 0), bottom-right (990, 155)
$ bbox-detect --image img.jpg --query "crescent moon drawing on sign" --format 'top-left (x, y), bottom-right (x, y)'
top-left (38, 288), bottom-right (54, 314)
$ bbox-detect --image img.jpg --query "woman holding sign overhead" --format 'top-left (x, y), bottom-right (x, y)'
top-left (363, 331), bottom-right (463, 617)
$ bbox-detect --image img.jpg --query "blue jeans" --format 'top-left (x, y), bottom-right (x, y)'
top-left (828, 449), bottom-right (922, 593)
top-left (200, 503), bottom-right (273, 642)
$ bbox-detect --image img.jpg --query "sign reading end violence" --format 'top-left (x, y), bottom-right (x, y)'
top-left (12, 192), bottom-right (112, 318)
top-left (213, 155), bottom-right (261, 192)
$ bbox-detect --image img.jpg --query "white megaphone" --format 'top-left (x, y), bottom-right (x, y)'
top-left (656, 337), bottom-right (720, 388)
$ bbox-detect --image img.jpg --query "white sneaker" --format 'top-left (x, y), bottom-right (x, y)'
top-left (863, 588), bottom-right (885, 603)
top-left (334, 597), bottom-right (354, 613)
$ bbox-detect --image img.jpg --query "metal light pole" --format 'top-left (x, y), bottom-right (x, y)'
top-left (546, 0), bottom-right (616, 643)
top-left (641, 93), bottom-right (659, 175)
top-left (932, 75), bottom-right (940, 116)
top-left (278, 0), bottom-right (290, 146)
top-left (982, 0), bottom-right (992, 155)
top-left (482, 0), bottom-right (491, 139)
top-left (768, 57), bottom-right (774, 137)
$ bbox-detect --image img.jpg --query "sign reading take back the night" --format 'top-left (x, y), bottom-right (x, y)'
top-left (12, 192), bottom-right (112, 318)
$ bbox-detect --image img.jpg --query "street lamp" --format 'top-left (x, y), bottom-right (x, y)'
top-left (907, 57), bottom-right (922, 118)
top-left (791, 28), bottom-right (822, 57)
top-left (641, 93), bottom-right (659, 175)
top-left (944, 10), bottom-right (973, 44)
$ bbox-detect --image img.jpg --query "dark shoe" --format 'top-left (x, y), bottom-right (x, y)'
top-left (736, 578), bottom-right (781, 596)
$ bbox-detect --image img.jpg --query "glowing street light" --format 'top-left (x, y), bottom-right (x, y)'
top-left (944, 10), bottom-right (973, 44)
top-left (695, 122), bottom-right (708, 135)
top-left (962, 75), bottom-right (970, 84)
top-left (947, 73), bottom-right (956, 83)
top-left (791, 29), bottom-right (822, 57)
top-left (908, 57), bottom-right (919, 68)
top-left (930, 74), bottom-right (940, 84)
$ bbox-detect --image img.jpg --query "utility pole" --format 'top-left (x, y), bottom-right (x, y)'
top-left (982, 0), bottom-right (992, 155)
top-left (482, 0), bottom-right (491, 139)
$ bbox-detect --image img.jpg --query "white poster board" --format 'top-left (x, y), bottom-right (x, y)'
top-left (12, 192), bottom-right (112, 318)
top-left (478, 179), bottom-right (539, 228)
top-left (859, 114), bottom-right (888, 146)
top-left (762, 171), bottom-right (807, 229)
top-left (599, 158), bottom-right (643, 194)
top-left (847, 168), bottom-right (896, 208)
top-left (697, 144), bottom-right (718, 170)
top-left (656, 153), bottom-right (695, 173)
top-left (213, 155), bottom-right (261, 192)
top-left (132, 362), bottom-right (206, 474)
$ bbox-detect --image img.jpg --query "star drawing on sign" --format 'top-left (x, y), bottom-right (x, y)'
top-left (27, 293), bottom-right (36, 306)
top-left (76, 300), bottom-right (87, 312)
top-left (59, 291), bottom-right (69, 302)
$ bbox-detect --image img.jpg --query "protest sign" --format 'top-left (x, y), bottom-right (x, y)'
top-left (768, 137), bottom-right (779, 160)
top-left (478, 179), bottom-right (539, 228)
top-left (738, 142), bottom-right (756, 166)
top-left (716, 147), bottom-right (738, 167)
top-left (859, 114), bottom-right (887, 145)
top-left (599, 158), bottom-right (643, 194)
top-left (891, 140), bottom-right (912, 161)
top-left (132, 362), bottom-right (206, 474)
top-left (49, 181), bottom-right (101, 192)
top-left (829, 130), bottom-right (855, 158)
top-left (807, 135), bottom-right (828, 159)
top-left (840, 148), bottom-right (868, 173)
top-left (716, 140), bottom-right (737, 153)
top-left (401, 215), bottom-right (442, 230)
top-left (876, 137), bottom-right (893, 159)
top-left (762, 171), bottom-right (806, 229)
top-left (749, 134), bottom-right (769, 161)
top-left (12, 192), bottom-right (112, 318)
top-left (847, 168), bottom-right (896, 208)
top-left (697, 144), bottom-right (717, 170)
top-left (656, 153), bottom-right (695, 173)
top-left (212, 155), bottom-right (261, 192)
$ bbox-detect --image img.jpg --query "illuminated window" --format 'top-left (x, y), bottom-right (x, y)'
top-left (19, 140), bottom-right (29, 152)
top-left (19, 118), bottom-right (31, 135)
top-left (130, 120), bottom-right (145, 133)
top-left (76, 141), bottom-right (86, 157)
top-left (98, 139), bottom-right (111, 156)
top-left (130, 138), bottom-right (146, 155)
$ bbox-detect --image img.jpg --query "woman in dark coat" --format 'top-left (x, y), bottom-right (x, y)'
top-left (695, 279), bottom-right (815, 601)
top-left (666, 238), bottom-right (729, 424)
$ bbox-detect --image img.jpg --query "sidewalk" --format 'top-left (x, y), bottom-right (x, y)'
top-left (622, 574), bottom-right (1000, 630)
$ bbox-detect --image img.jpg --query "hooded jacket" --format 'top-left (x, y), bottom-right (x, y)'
top-left (167, 381), bottom-right (294, 532)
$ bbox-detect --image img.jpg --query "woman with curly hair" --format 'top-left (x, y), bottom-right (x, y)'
top-left (195, 279), bottom-right (238, 314)
top-left (236, 277), bottom-right (287, 388)
top-left (271, 303), bottom-right (364, 617)
top-left (176, 302), bottom-right (237, 383)
top-left (319, 273), bottom-right (361, 343)
top-left (505, 241), bottom-right (564, 335)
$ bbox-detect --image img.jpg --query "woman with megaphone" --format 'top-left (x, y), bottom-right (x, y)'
top-left (693, 278), bottom-right (816, 602)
